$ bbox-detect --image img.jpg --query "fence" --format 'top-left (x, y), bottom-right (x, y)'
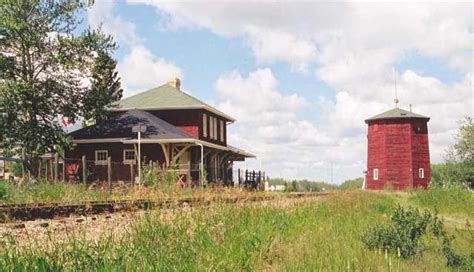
top-left (236, 169), bottom-right (266, 190)
top-left (5, 155), bottom-right (266, 190)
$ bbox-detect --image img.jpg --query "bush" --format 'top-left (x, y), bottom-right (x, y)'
top-left (362, 205), bottom-right (472, 268)
top-left (362, 205), bottom-right (431, 258)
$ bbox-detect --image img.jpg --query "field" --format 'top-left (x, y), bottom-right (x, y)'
top-left (0, 181), bottom-right (472, 271)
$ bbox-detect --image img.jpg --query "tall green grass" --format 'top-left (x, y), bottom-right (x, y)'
top-left (409, 186), bottom-right (474, 217)
top-left (0, 180), bottom-right (112, 204)
top-left (1, 191), bottom-right (471, 271)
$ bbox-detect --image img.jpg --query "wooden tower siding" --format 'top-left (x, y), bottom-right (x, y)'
top-left (366, 108), bottom-right (431, 190)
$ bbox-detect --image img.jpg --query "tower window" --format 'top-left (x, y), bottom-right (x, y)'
top-left (373, 168), bottom-right (379, 180)
top-left (419, 168), bottom-right (424, 179)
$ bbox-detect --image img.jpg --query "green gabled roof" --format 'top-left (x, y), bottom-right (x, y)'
top-left (113, 84), bottom-right (235, 121)
top-left (365, 107), bottom-right (430, 123)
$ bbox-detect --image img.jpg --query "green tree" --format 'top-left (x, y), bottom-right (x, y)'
top-left (83, 49), bottom-right (122, 122)
top-left (446, 117), bottom-right (474, 188)
top-left (0, 0), bottom-right (122, 176)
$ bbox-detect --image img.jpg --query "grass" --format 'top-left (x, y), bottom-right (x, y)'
top-left (0, 180), bottom-right (112, 204)
top-left (0, 190), bottom-right (472, 271)
top-left (0, 179), bottom-right (275, 205)
top-left (408, 186), bottom-right (474, 217)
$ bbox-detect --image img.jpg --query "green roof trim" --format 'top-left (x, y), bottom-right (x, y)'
top-left (365, 107), bottom-right (430, 122)
top-left (112, 84), bottom-right (235, 121)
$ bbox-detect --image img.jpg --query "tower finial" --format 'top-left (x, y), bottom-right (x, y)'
top-left (393, 68), bottom-right (399, 108)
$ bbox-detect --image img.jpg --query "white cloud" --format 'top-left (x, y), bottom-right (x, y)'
top-left (127, 1), bottom-right (472, 73)
top-left (118, 46), bottom-right (183, 96)
top-left (87, 1), bottom-right (183, 96)
top-left (216, 69), bottom-right (337, 181)
top-left (87, 1), bottom-right (142, 46)
top-left (123, 1), bottom-right (473, 183)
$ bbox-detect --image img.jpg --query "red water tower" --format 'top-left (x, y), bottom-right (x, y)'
top-left (365, 107), bottom-right (431, 190)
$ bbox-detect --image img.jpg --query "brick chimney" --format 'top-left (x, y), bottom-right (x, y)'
top-left (166, 78), bottom-right (181, 90)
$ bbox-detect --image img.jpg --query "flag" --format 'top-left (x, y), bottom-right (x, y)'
top-left (61, 117), bottom-right (72, 127)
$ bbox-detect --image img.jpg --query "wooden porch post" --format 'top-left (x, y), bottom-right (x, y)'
top-left (107, 157), bottom-right (112, 193)
top-left (82, 155), bottom-right (86, 185)
top-left (54, 153), bottom-right (59, 183)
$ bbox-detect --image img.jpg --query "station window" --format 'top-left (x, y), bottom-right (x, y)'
top-left (209, 116), bottom-right (214, 139)
top-left (95, 150), bottom-right (108, 165)
top-left (123, 149), bottom-right (136, 164)
top-left (220, 120), bottom-right (224, 142)
top-left (373, 168), bottom-right (379, 180)
top-left (203, 113), bottom-right (207, 137)
top-left (419, 168), bottom-right (424, 179)
top-left (213, 117), bottom-right (218, 140)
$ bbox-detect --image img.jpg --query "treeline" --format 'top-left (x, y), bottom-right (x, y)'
top-left (267, 178), bottom-right (338, 192)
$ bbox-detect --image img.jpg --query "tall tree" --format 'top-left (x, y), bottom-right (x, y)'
top-left (83, 49), bottom-right (123, 123)
top-left (446, 117), bottom-right (474, 188)
top-left (0, 0), bottom-right (122, 176)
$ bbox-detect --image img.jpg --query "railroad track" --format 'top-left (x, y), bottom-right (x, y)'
top-left (0, 192), bottom-right (332, 223)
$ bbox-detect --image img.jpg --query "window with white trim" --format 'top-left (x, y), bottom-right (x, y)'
top-left (123, 149), bottom-right (136, 164)
top-left (209, 116), bottom-right (214, 139)
top-left (373, 168), bottom-right (379, 180)
top-left (203, 113), bottom-right (207, 137)
top-left (220, 120), bottom-right (224, 142)
top-left (213, 117), bottom-right (218, 140)
top-left (95, 150), bottom-right (108, 165)
top-left (419, 168), bottom-right (424, 179)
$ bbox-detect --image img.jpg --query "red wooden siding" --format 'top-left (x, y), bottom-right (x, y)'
top-left (110, 109), bottom-right (228, 146)
top-left (150, 109), bottom-right (200, 138)
top-left (411, 120), bottom-right (431, 188)
top-left (65, 143), bottom-right (166, 182)
top-left (366, 118), bottom-right (430, 190)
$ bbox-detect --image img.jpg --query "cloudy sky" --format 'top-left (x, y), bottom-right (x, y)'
top-left (87, 0), bottom-right (473, 183)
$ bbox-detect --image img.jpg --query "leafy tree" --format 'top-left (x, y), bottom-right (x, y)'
top-left (445, 117), bottom-right (474, 188)
top-left (0, 0), bottom-right (122, 177)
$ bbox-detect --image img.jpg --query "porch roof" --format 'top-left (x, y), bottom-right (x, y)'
top-left (69, 110), bottom-right (192, 141)
top-left (68, 110), bottom-right (256, 159)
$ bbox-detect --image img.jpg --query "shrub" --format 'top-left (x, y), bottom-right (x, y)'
top-left (362, 205), bottom-right (431, 258)
top-left (362, 205), bottom-right (473, 268)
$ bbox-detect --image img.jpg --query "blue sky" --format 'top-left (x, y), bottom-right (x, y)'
top-left (87, 1), bottom-right (472, 183)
